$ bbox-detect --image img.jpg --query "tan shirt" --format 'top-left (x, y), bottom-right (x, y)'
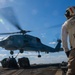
top-left (62, 16), bottom-right (75, 52)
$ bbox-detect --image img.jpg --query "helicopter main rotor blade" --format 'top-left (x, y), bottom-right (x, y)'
top-left (0, 32), bottom-right (20, 35)
top-left (0, 30), bottom-right (32, 35)
top-left (0, 7), bottom-right (22, 31)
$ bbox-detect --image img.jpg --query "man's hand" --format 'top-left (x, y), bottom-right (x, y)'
top-left (65, 51), bottom-right (71, 57)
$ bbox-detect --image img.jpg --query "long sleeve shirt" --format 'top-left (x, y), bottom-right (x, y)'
top-left (62, 22), bottom-right (69, 52)
top-left (62, 16), bottom-right (75, 52)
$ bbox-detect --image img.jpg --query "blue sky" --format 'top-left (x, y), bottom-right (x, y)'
top-left (0, 0), bottom-right (74, 64)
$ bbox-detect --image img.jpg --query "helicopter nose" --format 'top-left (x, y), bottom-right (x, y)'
top-left (0, 40), bottom-right (6, 47)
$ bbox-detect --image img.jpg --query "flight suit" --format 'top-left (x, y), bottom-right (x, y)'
top-left (62, 16), bottom-right (75, 75)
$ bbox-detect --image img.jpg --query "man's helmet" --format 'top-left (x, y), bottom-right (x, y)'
top-left (65, 6), bottom-right (75, 18)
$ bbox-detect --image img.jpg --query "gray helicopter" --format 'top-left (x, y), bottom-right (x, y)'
top-left (0, 7), bottom-right (63, 57)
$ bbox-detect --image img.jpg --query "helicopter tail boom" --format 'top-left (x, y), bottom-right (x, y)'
top-left (54, 39), bottom-right (63, 52)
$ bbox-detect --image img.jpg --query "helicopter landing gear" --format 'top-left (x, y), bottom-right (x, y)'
top-left (10, 51), bottom-right (14, 55)
top-left (38, 55), bottom-right (41, 58)
top-left (20, 49), bottom-right (24, 53)
top-left (38, 52), bottom-right (41, 58)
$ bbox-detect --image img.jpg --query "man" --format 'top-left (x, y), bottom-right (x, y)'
top-left (62, 6), bottom-right (75, 75)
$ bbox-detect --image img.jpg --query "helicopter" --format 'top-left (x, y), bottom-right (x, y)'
top-left (0, 7), bottom-right (63, 57)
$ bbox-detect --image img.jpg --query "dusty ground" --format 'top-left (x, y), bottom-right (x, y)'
top-left (0, 66), bottom-right (66, 75)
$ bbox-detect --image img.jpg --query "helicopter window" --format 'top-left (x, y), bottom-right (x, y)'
top-left (8, 36), bottom-right (13, 40)
top-left (2, 36), bottom-right (9, 40)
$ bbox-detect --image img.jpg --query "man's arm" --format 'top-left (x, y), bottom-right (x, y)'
top-left (61, 24), bottom-right (70, 57)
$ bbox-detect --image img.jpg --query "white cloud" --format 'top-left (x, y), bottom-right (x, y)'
top-left (0, 53), bottom-right (7, 58)
top-left (49, 41), bottom-right (57, 45)
top-left (0, 50), bottom-right (7, 52)
top-left (14, 52), bottom-right (38, 58)
top-left (30, 53), bottom-right (68, 64)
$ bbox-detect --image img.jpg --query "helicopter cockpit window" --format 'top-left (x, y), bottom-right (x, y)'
top-left (8, 36), bottom-right (13, 40)
top-left (1, 36), bottom-right (9, 40)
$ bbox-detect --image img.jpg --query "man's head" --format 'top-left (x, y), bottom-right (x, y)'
top-left (65, 6), bottom-right (75, 19)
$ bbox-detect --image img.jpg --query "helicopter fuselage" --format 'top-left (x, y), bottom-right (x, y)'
top-left (0, 34), bottom-right (43, 50)
top-left (0, 34), bottom-right (63, 54)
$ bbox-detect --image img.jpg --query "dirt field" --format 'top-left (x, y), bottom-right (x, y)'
top-left (0, 66), bottom-right (66, 75)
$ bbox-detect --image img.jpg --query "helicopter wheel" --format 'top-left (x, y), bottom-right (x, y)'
top-left (10, 51), bottom-right (14, 55)
top-left (38, 55), bottom-right (41, 58)
top-left (38, 51), bottom-right (41, 58)
top-left (20, 49), bottom-right (24, 53)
